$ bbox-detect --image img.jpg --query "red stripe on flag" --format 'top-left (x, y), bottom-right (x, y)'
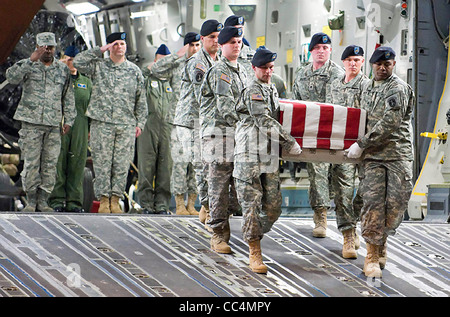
top-left (344, 108), bottom-right (361, 149)
top-left (317, 104), bottom-right (334, 149)
top-left (290, 104), bottom-right (306, 137)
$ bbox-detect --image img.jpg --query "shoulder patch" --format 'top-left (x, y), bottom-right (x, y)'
top-left (195, 63), bottom-right (207, 72)
top-left (220, 73), bottom-right (231, 84)
top-left (386, 94), bottom-right (400, 110)
top-left (251, 94), bottom-right (263, 101)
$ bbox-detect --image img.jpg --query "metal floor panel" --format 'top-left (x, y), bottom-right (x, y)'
top-left (0, 213), bottom-right (448, 297)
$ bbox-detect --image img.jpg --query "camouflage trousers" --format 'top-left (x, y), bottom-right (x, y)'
top-left (18, 122), bottom-right (61, 197)
top-left (89, 120), bottom-right (135, 199)
top-left (203, 136), bottom-right (239, 230)
top-left (359, 160), bottom-right (413, 245)
top-left (234, 162), bottom-right (282, 242)
top-left (176, 126), bottom-right (208, 206)
top-left (170, 127), bottom-right (197, 196)
top-left (307, 162), bottom-right (358, 231)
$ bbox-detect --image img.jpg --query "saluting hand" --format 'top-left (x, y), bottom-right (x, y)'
top-left (30, 46), bottom-right (47, 62)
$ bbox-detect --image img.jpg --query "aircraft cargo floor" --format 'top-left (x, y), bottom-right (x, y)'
top-left (0, 213), bottom-right (448, 298)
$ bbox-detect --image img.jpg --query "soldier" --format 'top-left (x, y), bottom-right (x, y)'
top-left (234, 47), bottom-right (301, 273)
top-left (199, 26), bottom-right (247, 254)
top-left (136, 44), bottom-right (175, 214)
top-left (292, 32), bottom-right (344, 237)
top-left (6, 32), bottom-right (76, 212)
top-left (151, 32), bottom-right (201, 215)
top-left (49, 46), bottom-right (92, 213)
top-left (73, 32), bottom-right (148, 214)
top-left (173, 20), bottom-right (223, 223)
top-left (346, 47), bottom-right (414, 278)
top-left (326, 45), bottom-right (370, 259)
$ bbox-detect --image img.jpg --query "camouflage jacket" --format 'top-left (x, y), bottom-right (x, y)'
top-left (234, 78), bottom-right (296, 179)
top-left (73, 47), bottom-right (148, 130)
top-left (357, 74), bottom-right (414, 161)
top-left (326, 72), bottom-right (370, 108)
top-left (150, 53), bottom-right (187, 99)
top-left (293, 59), bottom-right (344, 102)
top-left (199, 55), bottom-right (247, 138)
top-left (6, 57), bottom-right (76, 127)
top-left (173, 48), bottom-right (217, 128)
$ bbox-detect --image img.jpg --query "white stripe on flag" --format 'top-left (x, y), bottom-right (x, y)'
top-left (358, 109), bottom-right (367, 140)
top-left (303, 102), bottom-right (320, 148)
top-left (330, 105), bottom-right (347, 150)
top-left (280, 102), bottom-right (293, 134)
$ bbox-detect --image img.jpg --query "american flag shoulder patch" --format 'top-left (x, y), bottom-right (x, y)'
top-left (195, 63), bottom-right (207, 72)
top-left (220, 73), bottom-right (231, 83)
top-left (251, 94), bottom-right (263, 101)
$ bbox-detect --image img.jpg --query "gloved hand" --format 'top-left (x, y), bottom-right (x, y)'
top-left (289, 142), bottom-right (302, 155)
top-left (345, 142), bottom-right (363, 159)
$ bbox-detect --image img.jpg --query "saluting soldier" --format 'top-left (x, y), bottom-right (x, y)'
top-left (6, 32), bottom-right (76, 212)
top-left (199, 26), bottom-right (247, 254)
top-left (326, 45), bottom-right (370, 259)
top-left (73, 32), bottom-right (148, 214)
top-left (234, 47), bottom-right (301, 273)
top-left (173, 20), bottom-right (223, 224)
top-left (346, 47), bottom-right (415, 278)
top-left (292, 32), bottom-right (344, 238)
top-left (151, 32), bottom-right (202, 216)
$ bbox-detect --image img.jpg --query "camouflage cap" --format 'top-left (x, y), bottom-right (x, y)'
top-left (36, 32), bottom-right (57, 46)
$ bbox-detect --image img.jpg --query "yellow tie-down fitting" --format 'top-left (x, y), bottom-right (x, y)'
top-left (420, 131), bottom-right (447, 144)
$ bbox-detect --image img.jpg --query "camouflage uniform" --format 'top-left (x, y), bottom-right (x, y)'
top-left (292, 60), bottom-right (344, 211)
top-left (136, 68), bottom-right (174, 212)
top-left (173, 48), bottom-right (218, 207)
top-left (234, 78), bottom-right (297, 242)
top-left (73, 47), bottom-right (147, 200)
top-left (6, 57), bottom-right (76, 209)
top-left (357, 74), bottom-right (414, 245)
top-left (199, 55), bottom-right (247, 229)
top-left (151, 53), bottom-right (197, 196)
top-left (325, 72), bottom-right (370, 232)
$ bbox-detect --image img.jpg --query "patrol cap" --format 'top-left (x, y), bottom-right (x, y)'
top-left (106, 32), bottom-right (127, 44)
top-left (218, 26), bottom-right (243, 45)
top-left (252, 46), bottom-right (277, 67)
top-left (64, 45), bottom-right (80, 57)
top-left (309, 32), bottom-right (331, 51)
top-left (184, 32), bottom-right (201, 45)
top-left (200, 19), bottom-right (223, 36)
top-left (224, 15), bottom-right (245, 27)
top-left (155, 44), bottom-right (171, 56)
top-left (369, 46), bottom-right (396, 63)
top-left (36, 32), bottom-right (57, 46)
top-left (341, 45), bottom-right (364, 60)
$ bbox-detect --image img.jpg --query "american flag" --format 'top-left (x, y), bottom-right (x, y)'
top-left (279, 99), bottom-right (367, 163)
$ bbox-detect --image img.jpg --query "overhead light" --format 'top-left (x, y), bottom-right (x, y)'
top-left (66, 2), bottom-right (100, 15)
top-left (130, 10), bottom-right (156, 19)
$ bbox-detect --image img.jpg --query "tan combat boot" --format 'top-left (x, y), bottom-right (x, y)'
top-left (23, 192), bottom-right (37, 212)
top-left (354, 230), bottom-right (360, 250)
top-left (379, 243), bottom-right (387, 269)
top-left (98, 196), bottom-right (111, 213)
top-left (186, 193), bottom-right (199, 215)
top-left (342, 228), bottom-right (357, 259)
top-left (363, 243), bottom-right (382, 278)
top-left (312, 207), bottom-right (327, 238)
top-left (210, 230), bottom-right (232, 254)
top-left (248, 240), bottom-right (268, 274)
top-left (175, 194), bottom-right (190, 215)
top-left (199, 205), bottom-right (208, 223)
top-left (110, 195), bottom-right (123, 214)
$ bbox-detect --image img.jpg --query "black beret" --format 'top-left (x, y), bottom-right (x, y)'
top-left (218, 26), bottom-right (243, 45)
top-left (341, 45), bottom-right (364, 60)
top-left (224, 15), bottom-right (245, 27)
top-left (106, 32), bottom-right (127, 44)
top-left (309, 32), bottom-right (331, 51)
top-left (252, 46), bottom-right (277, 67)
top-left (369, 46), bottom-right (396, 63)
top-left (200, 20), bottom-right (223, 36)
top-left (184, 32), bottom-right (201, 45)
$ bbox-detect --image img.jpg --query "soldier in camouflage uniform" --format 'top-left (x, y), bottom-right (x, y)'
top-left (151, 32), bottom-right (201, 215)
top-left (234, 47), bottom-right (302, 273)
top-left (326, 45), bottom-right (370, 259)
top-left (199, 26), bottom-right (247, 254)
top-left (173, 20), bottom-right (223, 223)
top-left (346, 47), bottom-right (414, 278)
top-left (73, 32), bottom-right (148, 214)
top-left (6, 32), bottom-right (76, 212)
top-left (292, 32), bottom-right (344, 237)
